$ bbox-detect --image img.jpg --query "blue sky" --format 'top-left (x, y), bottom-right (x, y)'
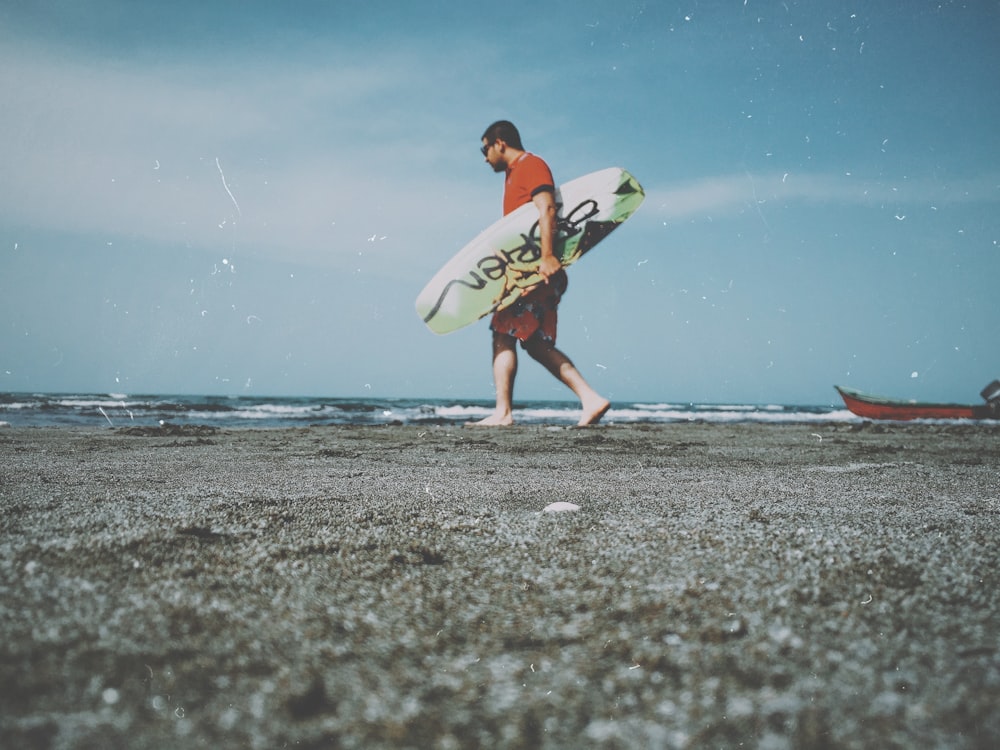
top-left (2, 0), bottom-right (998, 405)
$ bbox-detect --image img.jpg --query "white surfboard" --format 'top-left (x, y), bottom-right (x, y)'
top-left (416, 167), bottom-right (645, 335)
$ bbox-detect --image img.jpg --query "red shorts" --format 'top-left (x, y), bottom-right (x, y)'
top-left (490, 270), bottom-right (568, 344)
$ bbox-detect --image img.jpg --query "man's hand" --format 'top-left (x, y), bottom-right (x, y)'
top-left (537, 253), bottom-right (562, 282)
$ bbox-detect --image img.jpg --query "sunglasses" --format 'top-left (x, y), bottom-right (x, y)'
top-left (481, 141), bottom-right (495, 157)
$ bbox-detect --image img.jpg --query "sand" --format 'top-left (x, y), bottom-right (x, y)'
top-left (1, 422), bottom-right (998, 749)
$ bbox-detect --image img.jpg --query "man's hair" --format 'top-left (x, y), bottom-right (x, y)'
top-left (482, 120), bottom-right (524, 150)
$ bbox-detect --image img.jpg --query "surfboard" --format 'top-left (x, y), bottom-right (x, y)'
top-left (416, 167), bottom-right (645, 335)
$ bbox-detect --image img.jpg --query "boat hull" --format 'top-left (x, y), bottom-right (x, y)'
top-left (835, 386), bottom-right (994, 421)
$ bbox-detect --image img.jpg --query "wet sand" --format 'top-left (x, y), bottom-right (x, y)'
top-left (1, 422), bottom-right (998, 749)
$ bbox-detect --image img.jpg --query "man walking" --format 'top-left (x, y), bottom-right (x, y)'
top-left (471, 120), bottom-right (610, 426)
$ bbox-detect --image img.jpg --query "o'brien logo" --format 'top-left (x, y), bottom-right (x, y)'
top-left (423, 199), bottom-right (600, 323)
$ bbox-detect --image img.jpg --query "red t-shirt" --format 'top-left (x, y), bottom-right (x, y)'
top-left (503, 153), bottom-right (555, 216)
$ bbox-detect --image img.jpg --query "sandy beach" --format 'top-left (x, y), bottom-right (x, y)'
top-left (1, 422), bottom-right (998, 749)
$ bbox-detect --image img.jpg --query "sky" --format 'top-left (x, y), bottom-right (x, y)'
top-left (2, 0), bottom-right (999, 406)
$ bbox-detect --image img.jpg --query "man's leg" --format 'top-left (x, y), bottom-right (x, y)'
top-left (469, 331), bottom-right (518, 426)
top-left (523, 337), bottom-right (610, 426)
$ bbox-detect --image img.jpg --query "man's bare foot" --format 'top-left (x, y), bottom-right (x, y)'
top-left (466, 411), bottom-right (514, 427)
top-left (577, 398), bottom-right (611, 426)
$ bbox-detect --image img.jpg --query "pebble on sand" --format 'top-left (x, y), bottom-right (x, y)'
top-left (543, 502), bottom-right (580, 513)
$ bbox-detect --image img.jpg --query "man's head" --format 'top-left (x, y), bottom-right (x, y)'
top-left (481, 120), bottom-right (524, 172)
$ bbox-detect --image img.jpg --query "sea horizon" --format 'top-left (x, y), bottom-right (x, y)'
top-left (1, 391), bottom-right (857, 429)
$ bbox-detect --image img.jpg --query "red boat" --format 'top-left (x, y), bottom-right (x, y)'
top-left (835, 382), bottom-right (1000, 421)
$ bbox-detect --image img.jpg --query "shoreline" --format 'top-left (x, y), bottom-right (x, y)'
top-left (2, 423), bottom-right (998, 748)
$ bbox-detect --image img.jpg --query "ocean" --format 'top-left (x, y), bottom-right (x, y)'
top-left (0, 392), bottom-right (853, 428)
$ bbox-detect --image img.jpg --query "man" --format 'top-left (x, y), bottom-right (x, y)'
top-left (471, 120), bottom-right (610, 427)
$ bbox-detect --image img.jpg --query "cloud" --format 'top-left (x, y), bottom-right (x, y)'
top-left (5, 27), bottom-right (995, 275)
top-left (0, 34), bottom-right (492, 273)
top-left (642, 171), bottom-right (1000, 221)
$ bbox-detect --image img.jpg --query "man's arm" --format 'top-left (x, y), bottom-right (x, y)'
top-left (532, 190), bottom-right (561, 283)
